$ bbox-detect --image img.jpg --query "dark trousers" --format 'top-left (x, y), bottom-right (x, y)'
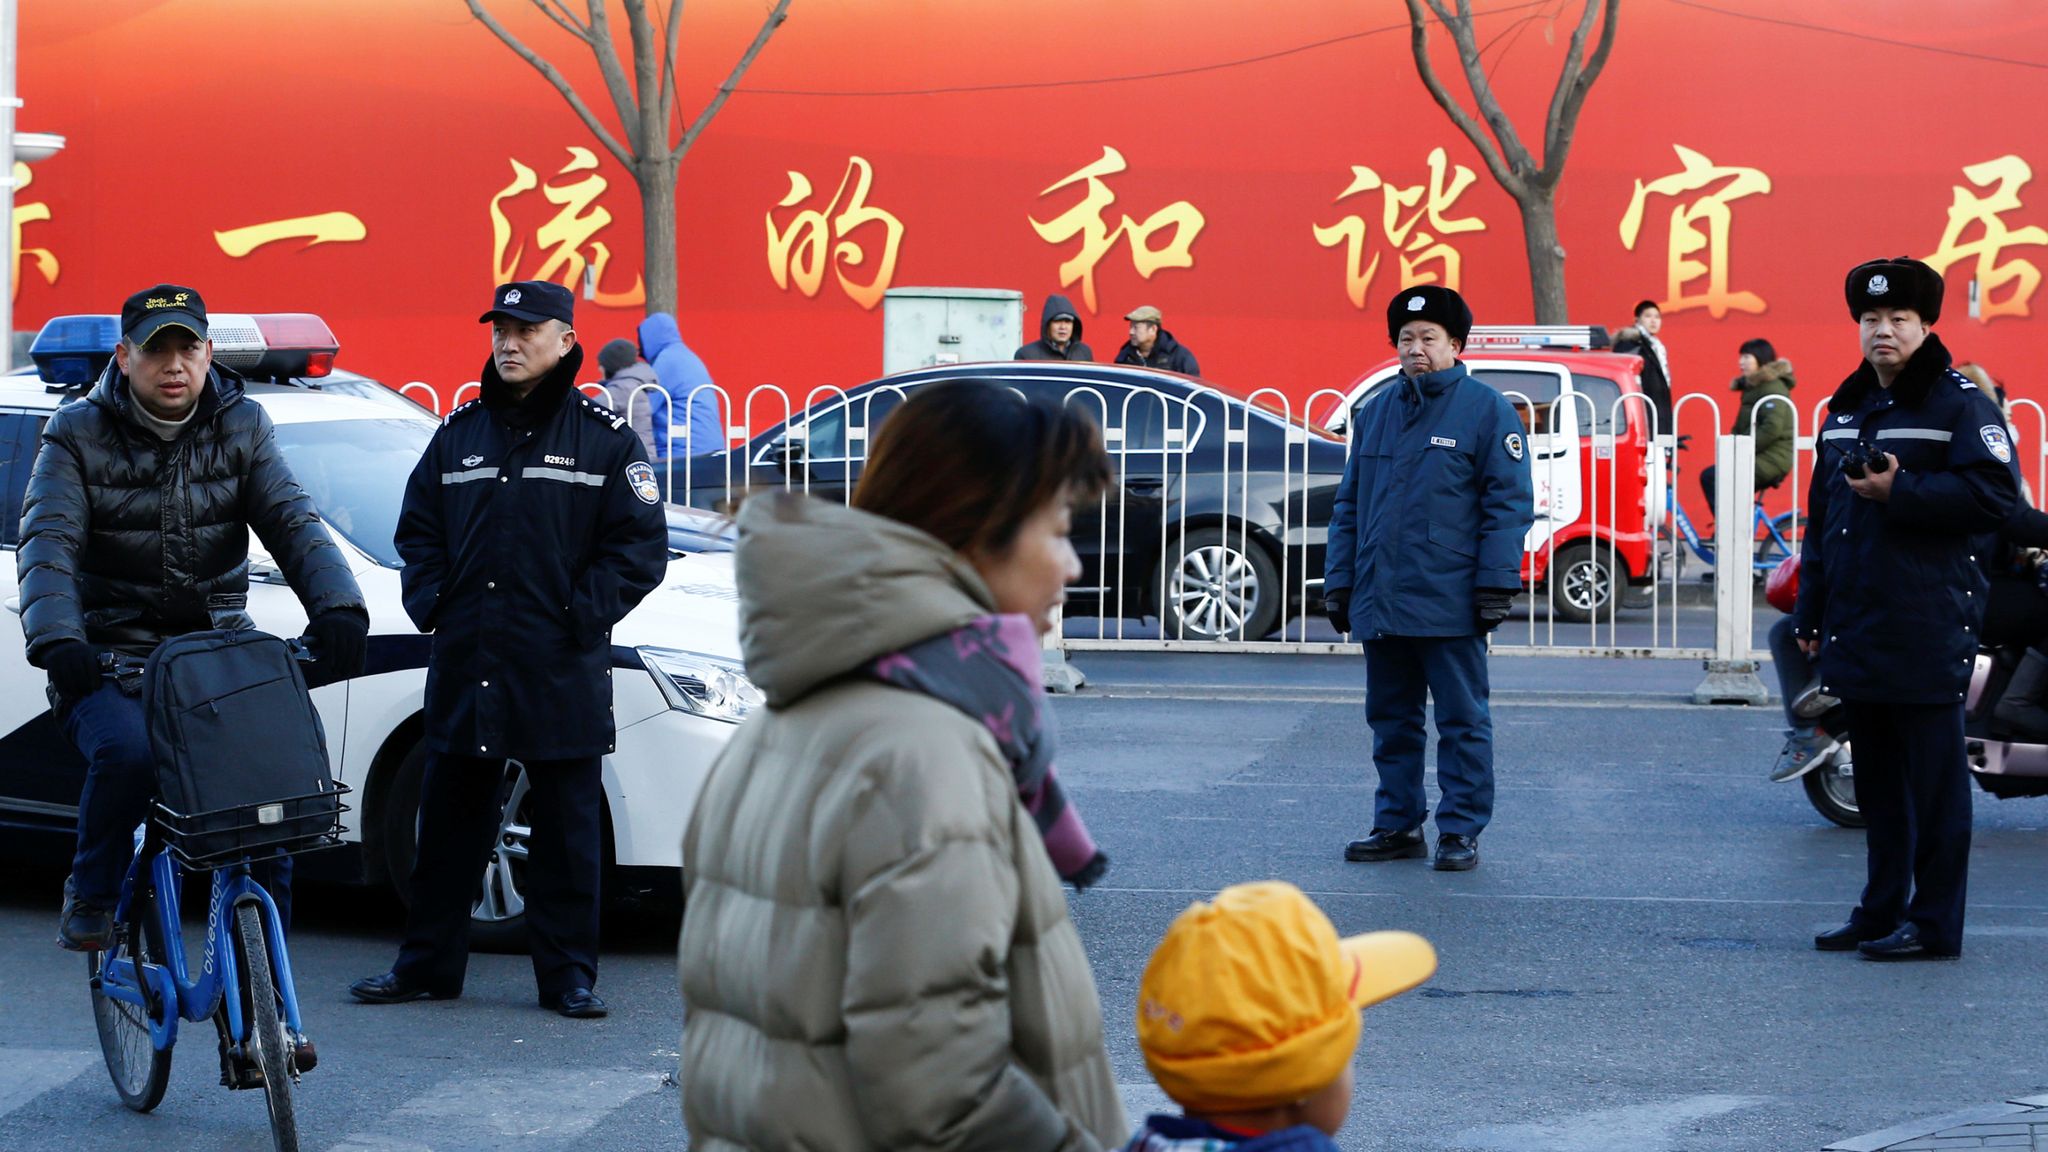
top-left (1698, 463), bottom-right (1719, 519)
top-left (63, 683), bottom-right (292, 925)
top-left (1841, 700), bottom-right (1971, 953)
top-left (394, 752), bottom-right (603, 1000)
top-left (1364, 634), bottom-right (1494, 838)
top-left (1983, 572), bottom-right (2048, 651)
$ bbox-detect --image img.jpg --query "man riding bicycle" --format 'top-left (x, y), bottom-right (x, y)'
top-left (17, 284), bottom-right (368, 954)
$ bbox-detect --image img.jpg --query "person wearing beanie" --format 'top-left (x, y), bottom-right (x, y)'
top-left (1124, 882), bottom-right (1436, 1151)
top-left (594, 336), bottom-right (667, 462)
top-left (1017, 293), bottom-right (1095, 361)
top-left (1322, 285), bottom-right (1534, 872)
top-left (1613, 299), bottom-right (1675, 435)
top-left (1795, 256), bottom-right (2018, 961)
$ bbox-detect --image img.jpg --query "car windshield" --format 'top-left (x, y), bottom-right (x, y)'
top-left (271, 417), bottom-right (435, 567)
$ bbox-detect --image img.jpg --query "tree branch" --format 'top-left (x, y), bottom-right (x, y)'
top-left (1402, 0), bottom-right (1524, 199)
top-left (1438, 0), bottom-right (1537, 180)
top-left (531, 0), bottom-right (591, 40)
top-left (672, 0), bottom-right (791, 160)
top-left (657, 0), bottom-right (685, 138)
top-left (582, 0), bottom-right (649, 156)
top-left (466, 0), bottom-right (638, 168)
top-left (1540, 0), bottom-right (1620, 186)
top-left (620, 0), bottom-right (665, 160)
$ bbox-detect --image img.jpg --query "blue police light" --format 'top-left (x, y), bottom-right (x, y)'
top-left (28, 315), bottom-right (121, 386)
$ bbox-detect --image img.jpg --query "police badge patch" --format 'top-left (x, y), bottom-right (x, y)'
top-left (1504, 432), bottom-right (1525, 461)
top-left (1982, 424), bottom-right (2014, 463)
top-left (627, 461), bottom-right (661, 504)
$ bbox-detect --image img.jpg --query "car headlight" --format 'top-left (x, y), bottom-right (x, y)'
top-left (637, 647), bottom-right (763, 724)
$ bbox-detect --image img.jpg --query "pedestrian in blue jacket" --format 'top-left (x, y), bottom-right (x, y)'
top-left (1796, 257), bottom-right (2018, 961)
top-left (1322, 286), bottom-right (1534, 872)
top-left (637, 312), bottom-right (722, 459)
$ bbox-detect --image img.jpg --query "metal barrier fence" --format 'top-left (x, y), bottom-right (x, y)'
top-left (394, 370), bottom-right (2047, 696)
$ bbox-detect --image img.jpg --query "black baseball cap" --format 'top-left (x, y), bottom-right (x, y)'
top-left (479, 280), bottom-right (575, 326)
top-left (121, 284), bottom-right (209, 345)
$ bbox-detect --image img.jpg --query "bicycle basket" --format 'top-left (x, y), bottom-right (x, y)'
top-left (145, 629), bottom-right (345, 866)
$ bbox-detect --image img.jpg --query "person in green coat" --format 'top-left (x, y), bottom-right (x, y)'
top-left (1699, 338), bottom-right (1796, 516)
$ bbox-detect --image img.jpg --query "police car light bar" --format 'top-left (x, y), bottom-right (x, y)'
top-left (26, 312), bottom-right (340, 386)
top-left (1462, 325), bottom-right (1612, 351)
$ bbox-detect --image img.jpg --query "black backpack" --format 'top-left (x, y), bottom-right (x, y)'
top-left (145, 629), bottom-right (343, 866)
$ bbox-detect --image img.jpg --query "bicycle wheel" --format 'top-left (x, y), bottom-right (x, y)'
top-left (235, 903), bottom-right (299, 1152)
top-left (1755, 511), bottom-right (1806, 566)
top-left (90, 896), bottom-right (172, 1112)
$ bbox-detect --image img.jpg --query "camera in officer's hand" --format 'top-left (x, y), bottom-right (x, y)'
top-left (1839, 439), bottom-right (1892, 481)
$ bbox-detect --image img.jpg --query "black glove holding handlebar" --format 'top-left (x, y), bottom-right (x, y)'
top-left (299, 611), bottom-right (369, 689)
top-left (1476, 588), bottom-right (1517, 632)
top-left (42, 639), bottom-right (105, 700)
top-left (1323, 590), bottom-right (1352, 637)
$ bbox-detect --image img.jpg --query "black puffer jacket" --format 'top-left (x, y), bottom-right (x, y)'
top-left (18, 366), bottom-right (367, 662)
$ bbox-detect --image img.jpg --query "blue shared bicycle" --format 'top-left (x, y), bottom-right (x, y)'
top-left (1666, 485), bottom-right (1804, 577)
top-left (86, 650), bottom-right (345, 1152)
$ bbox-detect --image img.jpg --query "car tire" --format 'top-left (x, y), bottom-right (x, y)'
top-left (1547, 542), bottom-right (1618, 625)
top-left (1158, 527), bottom-right (1282, 641)
top-left (380, 741), bottom-right (533, 955)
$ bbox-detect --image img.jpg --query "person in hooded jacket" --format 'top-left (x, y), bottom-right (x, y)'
top-left (1322, 286), bottom-right (1534, 873)
top-left (349, 280), bottom-right (667, 1017)
top-left (22, 284), bottom-right (370, 958)
top-left (1697, 338), bottom-right (1796, 516)
top-left (1795, 257), bottom-right (2018, 961)
top-left (637, 312), bottom-right (723, 459)
top-left (678, 381), bottom-right (1127, 1152)
top-left (1114, 305), bottom-right (1200, 376)
top-left (1016, 293), bottom-right (1094, 361)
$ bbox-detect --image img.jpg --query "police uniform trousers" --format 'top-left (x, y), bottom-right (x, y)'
top-left (1364, 635), bottom-right (1494, 838)
top-left (394, 752), bottom-right (603, 1000)
top-left (1840, 700), bottom-right (1971, 953)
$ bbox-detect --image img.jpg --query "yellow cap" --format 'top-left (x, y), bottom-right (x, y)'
top-left (1135, 881), bottom-right (1437, 1113)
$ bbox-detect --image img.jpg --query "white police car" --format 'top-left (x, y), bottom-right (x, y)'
top-left (0, 313), bottom-right (754, 948)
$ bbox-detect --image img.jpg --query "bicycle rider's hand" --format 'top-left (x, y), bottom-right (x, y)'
top-left (300, 610), bottom-right (369, 689)
top-left (42, 640), bottom-right (104, 699)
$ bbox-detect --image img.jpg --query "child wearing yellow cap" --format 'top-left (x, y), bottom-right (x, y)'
top-left (1125, 881), bottom-right (1437, 1151)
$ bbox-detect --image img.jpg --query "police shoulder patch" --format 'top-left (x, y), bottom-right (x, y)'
top-left (1981, 424), bottom-right (2013, 463)
top-left (578, 397), bottom-right (628, 432)
top-left (626, 460), bottom-right (661, 505)
top-left (1503, 432), bottom-right (1525, 461)
top-left (1949, 368), bottom-right (1978, 390)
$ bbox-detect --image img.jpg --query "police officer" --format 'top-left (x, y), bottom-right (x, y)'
top-left (1323, 286), bottom-right (1535, 871)
top-left (1797, 257), bottom-right (2017, 961)
top-left (350, 281), bottom-right (667, 1016)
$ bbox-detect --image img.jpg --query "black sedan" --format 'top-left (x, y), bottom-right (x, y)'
top-left (666, 362), bottom-right (1348, 641)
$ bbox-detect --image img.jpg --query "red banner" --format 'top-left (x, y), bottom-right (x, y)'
top-left (14, 0), bottom-right (2048, 438)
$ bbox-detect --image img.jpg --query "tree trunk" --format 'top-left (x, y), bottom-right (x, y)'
top-left (1516, 187), bottom-right (1568, 324)
top-left (638, 156), bottom-right (679, 316)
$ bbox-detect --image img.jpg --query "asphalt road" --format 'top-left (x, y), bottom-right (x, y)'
top-left (1, 651), bottom-right (2044, 1152)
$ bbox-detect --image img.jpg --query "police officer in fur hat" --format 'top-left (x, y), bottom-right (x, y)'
top-left (1797, 257), bottom-right (2018, 960)
top-left (1323, 286), bottom-right (1535, 871)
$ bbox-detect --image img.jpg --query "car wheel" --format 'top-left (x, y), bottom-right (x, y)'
top-left (1159, 527), bottom-right (1281, 641)
top-left (381, 742), bottom-right (533, 954)
top-left (1547, 542), bottom-right (1617, 625)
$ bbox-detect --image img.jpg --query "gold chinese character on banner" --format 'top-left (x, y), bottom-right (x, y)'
top-left (1619, 145), bottom-right (1772, 318)
top-left (1029, 147), bottom-right (1204, 313)
top-left (1923, 154), bottom-right (2048, 322)
top-left (215, 212), bottom-right (367, 258)
top-left (11, 162), bottom-right (58, 301)
top-left (490, 146), bottom-right (645, 308)
top-left (1312, 146), bottom-right (1487, 308)
top-left (765, 156), bottom-right (904, 311)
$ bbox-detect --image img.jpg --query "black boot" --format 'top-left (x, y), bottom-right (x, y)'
top-left (1994, 649), bottom-right (2048, 738)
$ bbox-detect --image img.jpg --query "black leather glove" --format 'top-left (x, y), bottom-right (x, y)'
top-left (300, 611), bottom-right (369, 689)
top-left (43, 640), bottom-right (104, 700)
top-left (1476, 588), bottom-right (1517, 632)
top-left (1323, 590), bottom-right (1352, 636)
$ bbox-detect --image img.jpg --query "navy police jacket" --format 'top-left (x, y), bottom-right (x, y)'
top-left (1793, 333), bottom-right (2018, 704)
top-left (1324, 362), bottom-right (1535, 637)
top-left (396, 344), bottom-right (668, 759)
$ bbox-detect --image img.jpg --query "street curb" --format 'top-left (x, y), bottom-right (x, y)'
top-left (1823, 1094), bottom-right (2048, 1151)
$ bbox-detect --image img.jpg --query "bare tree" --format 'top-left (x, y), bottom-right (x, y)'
top-left (1402, 0), bottom-right (1619, 323)
top-left (467, 0), bottom-right (793, 315)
